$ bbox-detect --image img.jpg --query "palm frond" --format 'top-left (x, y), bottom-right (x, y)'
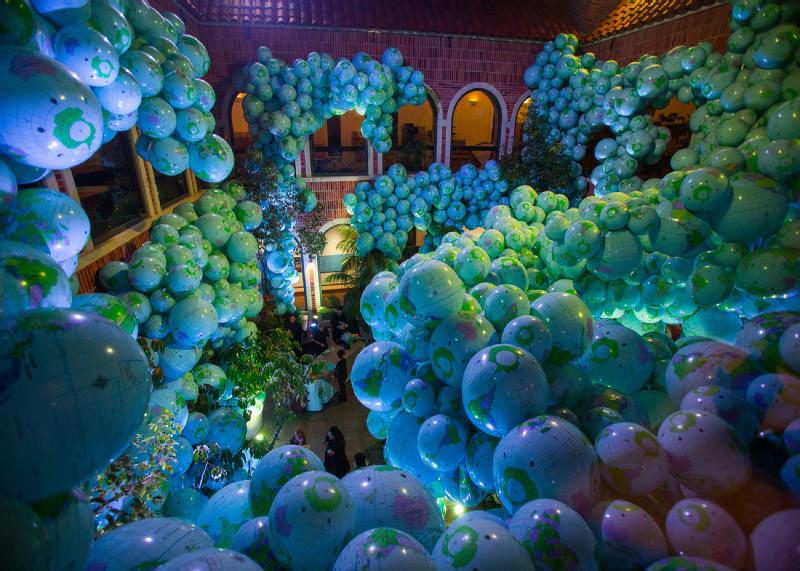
top-left (325, 271), bottom-right (356, 285)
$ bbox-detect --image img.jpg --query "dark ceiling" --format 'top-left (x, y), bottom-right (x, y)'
top-left (172, 0), bottom-right (719, 43)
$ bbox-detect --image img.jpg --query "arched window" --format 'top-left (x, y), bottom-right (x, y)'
top-left (230, 93), bottom-right (253, 153)
top-left (513, 97), bottom-right (531, 151)
top-left (384, 95), bottom-right (437, 172)
top-left (450, 89), bottom-right (501, 170)
top-left (310, 110), bottom-right (368, 176)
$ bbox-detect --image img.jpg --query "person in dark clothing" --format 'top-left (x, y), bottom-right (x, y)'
top-left (324, 426), bottom-right (350, 478)
top-left (287, 314), bottom-right (304, 346)
top-left (354, 452), bottom-right (368, 468)
top-left (334, 349), bottom-right (348, 402)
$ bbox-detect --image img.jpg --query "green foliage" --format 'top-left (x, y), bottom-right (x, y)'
top-left (500, 105), bottom-right (576, 195)
top-left (236, 149), bottom-right (326, 259)
top-left (88, 410), bottom-right (179, 535)
top-left (324, 224), bottom-right (390, 331)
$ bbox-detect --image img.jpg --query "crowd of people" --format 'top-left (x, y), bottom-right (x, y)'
top-left (287, 426), bottom-right (368, 478)
top-left (284, 307), bottom-right (368, 476)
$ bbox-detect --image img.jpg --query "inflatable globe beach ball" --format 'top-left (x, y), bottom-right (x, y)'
top-left (665, 498), bottom-right (747, 569)
top-left (334, 528), bottom-right (435, 571)
top-left (461, 344), bottom-right (549, 438)
top-left (432, 512), bottom-right (534, 571)
top-left (197, 480), bottom-right (254, 548)
top-left (583, 321), bottom-right (654, 395)
top-left (508, 498), bottom-right (597, 571)
top-left (190, 134), bottom-right (235, 183)
top-left (267, 471), bottom-right (356, 571)
top-left (657, 410), bottom-right (750, 497)
top-left (157, 548), bottom-right (262, 571)
top-left (0, 240), bottom-right (72, 316)
top-left (164, 488), bottom-right (208, 524)
top-left (595, 422), bottom-right (668, 496)
top-left (594, 499), bottom-right (668, 570)
top-left (350, 340), bottom-right (414, 411)
top-left (398, 259), bottom-right (464, 324)
top-left (249, 445), bottom-right (325, 516)
top-left (429, 310), bottom-right (497, 387)
top-left (530, 292), bottom-right (593, 364)
top-left (206, 407), bottom-right (247, 454)
top-left (0, 495), bottom-right (50, 571)
top-left (72, 292), bottom-right (138, 337)
top-left (86, 518), bottom-right (212, 571)
top-left (0, 308), bottom-right (152, 501)
top-left (493, 415), bottom-right (597, 514)
top-left (341, 465), bottom-right (444, 551)
top-left (4, 187), bottom-right (90, 263)
top-left (0, 48), bottom-right (104, 170)
top-left (35, 487), bottom-right (95, 571)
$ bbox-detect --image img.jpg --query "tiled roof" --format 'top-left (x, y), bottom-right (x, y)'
top-left (173, 0), bottom-right (579, 41)
top-left (584, 0), bottom-right (719, 42)
top-left (171, 0), bottom-right (720, 43)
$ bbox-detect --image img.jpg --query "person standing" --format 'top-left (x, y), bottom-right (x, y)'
top-left (289, 429), bottom-right (307, 446)
top-left (324, 426), bottom-right (350, 478)
top-left (287, 314), bottom-right (304, 346)
top-left (335, 349), bottom-right (348, 402)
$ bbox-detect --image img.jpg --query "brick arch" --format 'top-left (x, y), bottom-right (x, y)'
top-left (444, 82), bottom-right (509, 167)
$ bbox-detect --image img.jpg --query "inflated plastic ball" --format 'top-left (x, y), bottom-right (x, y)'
top-left (736, 311), bottom-right (800, 370)
top-left (746, 373), bottom-right (800, 430)
top-left (229, 516), bottom-right (280, 569)
top-left (0, 495), bottom-right (50, 571)
top-left (206, 407), bottom-right (247, 454)
top-left (350, 341), bottom-right (414, 411)
top-left (493, 415), bottom-right (597, 514)
top-left (665, 341), bottom-right (762, 403)
top-left (657, 410), bottom-right (750, 497)
top-left (0, 309), bottom-right (151, 496)
top-left (665, 499), bottom-right (746, 569)
top-left (249, 445), bottom-right (325, 516)
top-left (397, 259), bottom-right (464, 324)
top-left (267, 471), bottom-right (355, 571)
top-left (402, 377), bottom-right (436, 417)
top-left (333, 527), bottom-right (435, 571)
top-left (429, 310), bottom-right (496, 387)
top-left (0, 240), bottom-right (72, 316)
top-left (530, 292), bottom-right (593, 364)
top-left (595, 422), bottom-right (668, 496)
top-left (432, 512), bottom-right (534, 571)
top-left (341, 465), bottom-right (444, 551)
top-left (197, 480), bottom-right (253, 548)
top-left (34, 487), bottom-right (94, 571)
top-left (462, 344), bottom-right (549, 437)
top-left (583, 321), bottom-right (653, 394)
top-left (189, 134), bottom-right (235, 183)
top-left (680, 385), bottom-right (759, 445)
top-left (384, 412), bottom-right (438, 483)
top-left (417, 414), bottom-right (468, 472)
top-left (482, 283), bottom-right (530, 333)
top-left (0, 47), bottom-right (104, 169)
top-left (508, 498), bottom-right (597, 571)
top-left (163, 488), bottom-right (208, 523)
top-left (594, 500), bottom-right (668, 570)
top-left (3, 187), bottom-right (90, 263)
top-left (168, 296), bottom-right (218, 347)
top-left (86, 518), bottom-right (213, 571)
top-left (465, 432), bottom-right (499, 492)
top-left (157, 548), bottom-right (262, 571)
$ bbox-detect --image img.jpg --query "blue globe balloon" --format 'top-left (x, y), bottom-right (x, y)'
top-left (493, 415), bottom-right (597, 514)
top-left (417, 414), bottom-right (469, 472)
top-left (462, 344), bottom-right (549, 438)
top-left (189, 134), bottom-right (235, 183)
top-left (465, 432), bottom-right (499, 491)
top-left (508, 498), bottom-right (597, 570)
top-left (163, 488), bottom-right (208, 523)
top-left (197, 480), bottom-right (254, 548)
top-left (0, 240), bottom-right (72, 317)
top-left (333, 528), bottom-right (435, 571)
top-left (86, 518), bottom-right (213, 570)
top-left (267, 471), bottom-right (355, 570)
top-left (168, 296), bottom-right (218, 347)
top-left (341, 465), bottom-right (444, 551)
top-left (429, 310), bottom-right (497, 387)
top-left (157, 548), bottom-right (262, 571)
top-left (432, 513), bottom-right (534, 570)
top-left (249, 445), bottom-right (325, 516)
top-left (0, 314), bottom-right (154, 490)
top-left (581, 321), bottom-right (653, 394)
top-left (182, 412), bottom-right (210, 445)
top-left (350, 341), bottom-right (414, 411)
top-left (398, 260), bottom-right (464, 325)
top-left (384, 412), bottom-right (439, 483)
top-left (230, 516), bottom-right (281, 569)
top-left (206, 407), bottom-right (246, 454)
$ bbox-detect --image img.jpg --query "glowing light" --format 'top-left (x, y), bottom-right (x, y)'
top-left (453, 502), bottom-right (465, 516)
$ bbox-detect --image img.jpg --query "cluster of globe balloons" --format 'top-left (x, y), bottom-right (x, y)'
top-left (344, 160), bottom-right (512, 260)
top-left (0, 0), bottom-right (233, 185)
top-left (351, 228), bottom-right (800, 570)
top-left (236, 45), bottom-right (427, 165)
top-left (0, 179), bottom-right (153, 568)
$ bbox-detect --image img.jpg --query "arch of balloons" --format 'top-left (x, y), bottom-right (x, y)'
top-left (235, 45), bottom-right (428, 313)
top-left (0, 0), bottom-right (234, 186)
